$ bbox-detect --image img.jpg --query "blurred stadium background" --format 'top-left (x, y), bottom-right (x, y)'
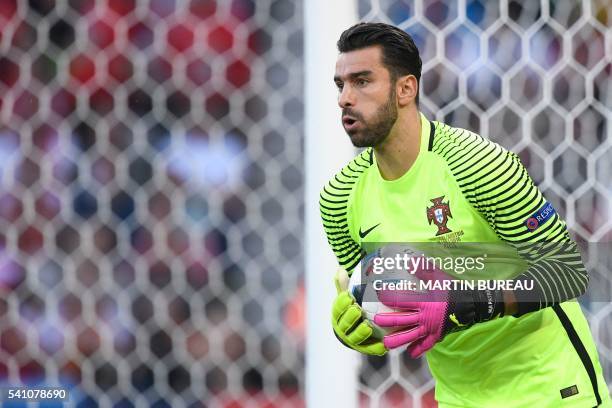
top-left (0, 0), bottom-right (609, 406)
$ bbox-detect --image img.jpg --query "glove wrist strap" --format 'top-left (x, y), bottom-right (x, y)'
top-left (472, 288), bottom-right (505, 322)
top-left (447, 288), bottom-right (505, 330)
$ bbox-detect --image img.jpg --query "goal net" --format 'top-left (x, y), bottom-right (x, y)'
top-left (355, 0), bottom-right (611, 406)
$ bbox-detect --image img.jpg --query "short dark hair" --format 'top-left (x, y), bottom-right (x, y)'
top-left (337, 22), bottom-right (422, 103)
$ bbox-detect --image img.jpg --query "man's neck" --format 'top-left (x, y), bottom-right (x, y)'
top-left (374, 108), bottom-right (421, 181)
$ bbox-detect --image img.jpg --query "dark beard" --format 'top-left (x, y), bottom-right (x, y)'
top-left (344, 90), bottom-right (398, 148)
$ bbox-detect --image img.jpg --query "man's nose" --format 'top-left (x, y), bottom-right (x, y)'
top-left (338, 85), bottom-right (354, 109)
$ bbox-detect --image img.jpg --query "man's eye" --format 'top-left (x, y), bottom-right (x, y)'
top-left (356, 79), bottom-right (368, 87)
top-left (336, 83), bottom-right (344, 90)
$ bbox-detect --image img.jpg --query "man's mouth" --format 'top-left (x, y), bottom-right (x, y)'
top-left (343, 116), bottom-right (359, 130)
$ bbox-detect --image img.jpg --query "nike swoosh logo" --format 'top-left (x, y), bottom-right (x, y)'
top-left (359, 223), bottom-right (380, 239)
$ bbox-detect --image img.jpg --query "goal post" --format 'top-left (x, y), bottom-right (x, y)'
top-left (305, 0), bottom-right (360, 406)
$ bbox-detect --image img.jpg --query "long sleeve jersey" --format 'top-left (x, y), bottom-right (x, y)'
top-left (320, 113), bottom-right (609, 407)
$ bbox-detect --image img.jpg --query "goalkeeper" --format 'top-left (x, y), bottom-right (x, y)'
top-left (321, 22), bottom-right (611, 407)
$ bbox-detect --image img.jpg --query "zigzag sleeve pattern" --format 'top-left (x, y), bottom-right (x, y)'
top-left (431, 123), bottom-right (588, 315)
top-left (319, 149), bottom-right (373, 274)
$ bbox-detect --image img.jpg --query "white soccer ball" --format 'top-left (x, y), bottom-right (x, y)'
top-left (348, 244), bottom-right (424, 339)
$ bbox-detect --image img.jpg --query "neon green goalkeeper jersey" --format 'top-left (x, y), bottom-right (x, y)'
top-left (320, 113), bottom-right (610, 407)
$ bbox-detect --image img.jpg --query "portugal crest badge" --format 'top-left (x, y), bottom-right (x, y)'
top-left (426, 196), bottom-right (452, 236)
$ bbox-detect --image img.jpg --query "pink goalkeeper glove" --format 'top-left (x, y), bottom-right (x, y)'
top-left (374, 265), bottom-right (505, 358)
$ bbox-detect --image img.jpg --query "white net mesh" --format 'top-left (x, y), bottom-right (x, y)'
top-left (0, 0), bottom-right (304, 406)
top-left (357, 0), bottom-right (611, 406)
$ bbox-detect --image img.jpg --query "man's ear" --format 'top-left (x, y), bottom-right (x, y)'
top-left (396, 74), bottom-right (418, 107)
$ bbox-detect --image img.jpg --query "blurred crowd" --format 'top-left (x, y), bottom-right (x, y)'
top-left (0, 0), bottom-right (304, 406)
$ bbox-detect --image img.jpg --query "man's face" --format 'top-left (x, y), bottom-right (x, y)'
top-left (334, 46), bottom-right (398, 148)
